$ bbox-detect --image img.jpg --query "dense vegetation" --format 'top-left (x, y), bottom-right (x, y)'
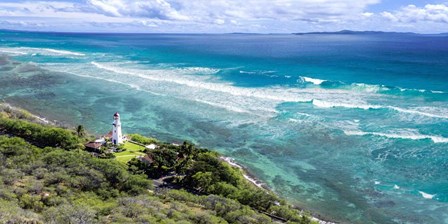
top-left (128, 133), bottom-right (159, 145)
top-left (0, 117), bottom-right (84, 150)
top-left (128, 140), bottom-right (314, 223)
top-left (0, 106), bottom-right (316, 224)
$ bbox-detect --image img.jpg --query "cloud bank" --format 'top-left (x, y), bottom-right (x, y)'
top-left (382, 4), bottom-right (448, 24)
top-left (0, 0), bottom-right (447, 33)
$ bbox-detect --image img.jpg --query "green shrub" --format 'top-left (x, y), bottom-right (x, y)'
top-left (0, 118), bottom-right (82, 150)
top-left (129, 134), bottom-right (158, 145)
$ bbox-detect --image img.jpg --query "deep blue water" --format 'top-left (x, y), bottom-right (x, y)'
top-left (1, 30), bottom-right (448, 223)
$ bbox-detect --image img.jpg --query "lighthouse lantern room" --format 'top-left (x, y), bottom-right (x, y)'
top-left (112, 112), bottom-right (123, 145)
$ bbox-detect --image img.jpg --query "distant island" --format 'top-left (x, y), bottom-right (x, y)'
top-left (293, 30), bottom-right (418, 35)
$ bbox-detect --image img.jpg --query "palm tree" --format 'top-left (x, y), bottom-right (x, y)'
top-left (180, 141), bottom-right (195, 159)
top-left (76, 125), bottom-right (85, 138)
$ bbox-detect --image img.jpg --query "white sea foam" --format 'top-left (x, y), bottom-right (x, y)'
top-left (419, 191), bottom-right (436, 199)
top-left (302, 77), bottom-right (443, 95)
top-left (240, 70), bottom-right (276, 75)
top-left (0, 49), bottom-right (28, 56)
top-left (48, 62), bottom-right (285, 118)
top-left (312, 99), bottom-right (381, 110)
top-left (179, 66), bottom-right (220, 74)
top-left (90, 62), bottom-right (318, 103)
top-left (46, 67), bottom-right (165, 96)
top-left (221, 157), bottom-right (243, 169)
top-left (350, 83), bottom-right (390, 93)
top-left (220, 157), bottom-right (265, 188)
top-left (343, 130), bottom-right (448, 143)
top-left (312, 99), bottom-right (448, 119)
top-left (45, 61), bottom-right (448, 127)
top-left (194, 99), bottom-right (251, 114)
top-left (394, 185), bottom-right (400, 190)
top-left (302, 76), bottom-right (326, 85)
top-left (0, 47), bottom-right (85, 57)
top-left (387, 106), bottom-right (448, 119)
top-left (240, 70), bottom-right (257, 74)
top-left (288, 112), bottom-right (321, 124)
top-left (40, 48), bottom-right (85, 56)
top-left (288, 118), bottom-right (300, 123)
top-left (243, 174), bottom-right (265, 188)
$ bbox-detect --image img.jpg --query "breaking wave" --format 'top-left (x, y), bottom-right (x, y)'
top-left (0, 47), bottom-right (85, 57)
top-left (300, 76), bottom-right (326, 85)
top-left (298, 75), bottom-right (445, 95)
top-left (419, 191), bottom-right (436, 199)
top-left (90, 62), bottom-right (317, 103)
top-left (343, 130), bottom-right (448, 143)
top-left (312, 99), bottom-right (381, 110)
top-left (312, 99), bottom-right (448, 119)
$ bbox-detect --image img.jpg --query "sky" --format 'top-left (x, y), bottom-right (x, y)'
top-left (0, 0), bottom-right (447, 33)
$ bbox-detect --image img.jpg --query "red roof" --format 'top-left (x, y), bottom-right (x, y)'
top-left (105, 131), bottom-right (113, 138)
top-left (85, 142), bottom-right (102, 150)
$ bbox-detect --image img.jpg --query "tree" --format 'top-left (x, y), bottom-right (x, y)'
top-left (76, 125), bottom-right (85, 138)
top-left (191, 172), bottom-right (213, 193)
top-left (179, 141), bottom-right (195, 160)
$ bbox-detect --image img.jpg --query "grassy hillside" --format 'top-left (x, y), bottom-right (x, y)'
top-left (114, 142), bottom-right (146, 163)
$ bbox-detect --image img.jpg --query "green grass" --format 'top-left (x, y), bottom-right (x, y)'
top-left (114, 141), bottom-right (145, 163)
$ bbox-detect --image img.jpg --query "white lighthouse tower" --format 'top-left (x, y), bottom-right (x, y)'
top-left (112, 112), bottom-right (123, 145)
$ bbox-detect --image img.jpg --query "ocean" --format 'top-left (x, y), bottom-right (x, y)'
top-left (0, 30), bottom-right (447, 223)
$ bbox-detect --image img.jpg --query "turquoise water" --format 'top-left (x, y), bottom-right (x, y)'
top-left (1, 30), bottom-right (448, 223)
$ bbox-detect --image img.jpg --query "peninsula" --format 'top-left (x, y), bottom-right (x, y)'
top-left (0, 104), bottom-right (328, 224)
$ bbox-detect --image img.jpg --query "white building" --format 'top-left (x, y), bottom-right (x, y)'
top-left (112, 112), bottom-right (123, 145)
top-left (145, 143), bottom-right (157, 150)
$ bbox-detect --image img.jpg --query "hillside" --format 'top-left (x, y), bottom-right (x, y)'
top-left (0, 105), bottom-right (317, 224)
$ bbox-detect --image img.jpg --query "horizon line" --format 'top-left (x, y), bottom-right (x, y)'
top-left (1, 28), bottom-right (448, 35)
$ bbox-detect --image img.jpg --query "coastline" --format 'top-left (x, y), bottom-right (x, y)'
top-left (1, 102), bottom-right (335, 224)
top-left (0, 103), bottom-right (53, 125)
top-left (220, 156), bottom-right (335, 224)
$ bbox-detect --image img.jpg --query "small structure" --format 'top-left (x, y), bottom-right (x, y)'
top-left (139, 154), bottom-right (154, 165)
top-left (84, 142), bottom-right (103, 152)
top-left (145, 143), bottom-right (157, 150)
top-left (94, 137), bottom-right (106, 144)
top-left (112, 112), bottom-right (123, 145)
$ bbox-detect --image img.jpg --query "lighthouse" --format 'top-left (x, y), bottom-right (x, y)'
top-left (112, 112), bottom-right (123, 145)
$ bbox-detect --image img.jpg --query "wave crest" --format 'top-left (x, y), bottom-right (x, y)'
top-left (312, 99), bottom-right (448, 119)
top-left (343, 130), bottom-right (448, 143)
top-left (312, 99), bottom-right (381, 110)
top-left (301, 76), bottom-right (326, 85)
top-left (0, 47), bottom-right (85, 57)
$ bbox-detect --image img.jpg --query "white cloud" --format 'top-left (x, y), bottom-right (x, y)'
top-left (0, 0), bottom-right (382, 32)
top-left (0, 20), bottom-right (47, 28)
top-left (363, 12), bottom-right (374, 17)
top-left (381, 4), bottom-right (448, 24)
top-left (172, 0), bottom-right (380, 22)
top-left (0, 0), bottom-right (446, 33)
top-left (88, 0), bottom-right (189, 20)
